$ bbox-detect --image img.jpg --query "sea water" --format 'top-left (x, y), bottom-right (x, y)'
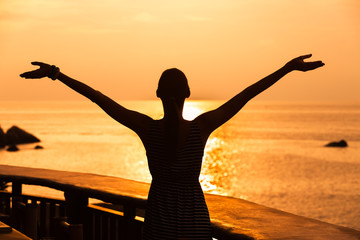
top-left (0, 100), bottom-right (359, 230)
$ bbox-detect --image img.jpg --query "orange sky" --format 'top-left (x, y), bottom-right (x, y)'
top-left (1, 0), bottom-right (359, 101)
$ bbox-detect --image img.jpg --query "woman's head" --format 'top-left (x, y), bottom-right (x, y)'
top-left (156, 68), bottom-right (190, 99)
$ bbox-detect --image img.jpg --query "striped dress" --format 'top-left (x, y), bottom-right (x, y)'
top-left (143, 120), bottom-right (212, 240)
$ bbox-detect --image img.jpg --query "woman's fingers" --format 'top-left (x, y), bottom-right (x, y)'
top-left (20, 70), bottom-right (39, 78)
top-left (305, 61), bottom-right (325, 71)
top-left (31, 61), bottom-right (45, 67)
top-left (299, 54), bottom-right (312, 60)
top-left (19, 72), bottom-right (31, 78)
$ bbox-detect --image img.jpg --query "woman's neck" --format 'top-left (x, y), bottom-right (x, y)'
top-left (161, 98), bottom-right (185, 121)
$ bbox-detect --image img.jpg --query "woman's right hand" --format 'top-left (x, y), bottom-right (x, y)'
top-left (20, 62), bottom-right (53, 79)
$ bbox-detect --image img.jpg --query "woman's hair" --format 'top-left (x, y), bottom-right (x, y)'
top-left (156, 68), bottom-right (190, 99)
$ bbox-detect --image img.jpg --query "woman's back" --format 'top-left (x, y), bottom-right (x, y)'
top-left (143, 119), bottom-right (212, 240)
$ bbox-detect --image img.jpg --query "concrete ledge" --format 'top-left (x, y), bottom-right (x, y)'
top-left (0, 164), bottom-right (359, 240)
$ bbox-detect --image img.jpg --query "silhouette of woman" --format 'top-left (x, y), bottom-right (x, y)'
top-left (20, 54), bottom-right (324, 239)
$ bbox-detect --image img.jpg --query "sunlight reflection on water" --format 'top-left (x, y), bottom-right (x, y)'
top-left (201, 137), bottom-right (226, 194)
top-left (182, 101), bottom-right (238, 196)
top-left (183, 101), bottom-right (230, 195)
top-left (200, 133), bottom-right (239, 197)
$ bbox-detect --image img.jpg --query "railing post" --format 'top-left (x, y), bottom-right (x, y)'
top-left (64, 191), bottom-right (88, 239)
top-left (68, 224), bottom-right (83, 240)
top-left (0, 190), bottom-right (11, 223)
top-left (124, 205), bottom-right (141, 239)
top-left (53, 217), bottom-right (68, 240)
top-left (24, 200), bottom-right (39, 239)
top-left (124, 205), bottom-right (136, 220)
top-left (39, 202), bottom-right (50, 238)
top-left (10, 182), bottom-right (25, 231)
top-left (12, 182), bottom-right (22, 196)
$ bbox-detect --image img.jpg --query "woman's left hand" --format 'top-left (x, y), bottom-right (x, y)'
top-left (285, 54), bottom-right (324, 72)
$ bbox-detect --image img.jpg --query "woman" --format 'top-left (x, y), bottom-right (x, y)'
top-left (20, 54), bottom-right (324, 239)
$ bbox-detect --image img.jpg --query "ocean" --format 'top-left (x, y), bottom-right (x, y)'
top-left (0, 100), bottom-right (359, 230)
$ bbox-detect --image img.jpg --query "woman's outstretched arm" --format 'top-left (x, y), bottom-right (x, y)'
top-left (20, 62), bottom-right (152, 138)
top-left (196, 54), bottom-right (324, 139)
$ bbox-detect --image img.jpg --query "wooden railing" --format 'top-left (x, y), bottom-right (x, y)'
top-left (0, 185), bottom-right (148, 240)
top-left (0, 165), bottom-right (251, 240)
top-left (1, 164), bottom-right (360, 240)
top-left (1, 183), bottom-right (251, 240)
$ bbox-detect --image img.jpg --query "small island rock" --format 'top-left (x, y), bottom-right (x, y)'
top-left (5, 126), bottom-right (40, 145)
top-left (325, 139), bottom-right (348, 147)
top-left (6, 145), bottom-right (19, 152)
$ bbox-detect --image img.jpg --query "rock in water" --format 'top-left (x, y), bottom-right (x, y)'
top-left (6, 145), bottom-right (19, 152)
top-left (5, 126), bottom-right (40, 145)
top-left (0, 126), bottom-right (6, 148)
top-left (325, 139), bottom-right (348, 147)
